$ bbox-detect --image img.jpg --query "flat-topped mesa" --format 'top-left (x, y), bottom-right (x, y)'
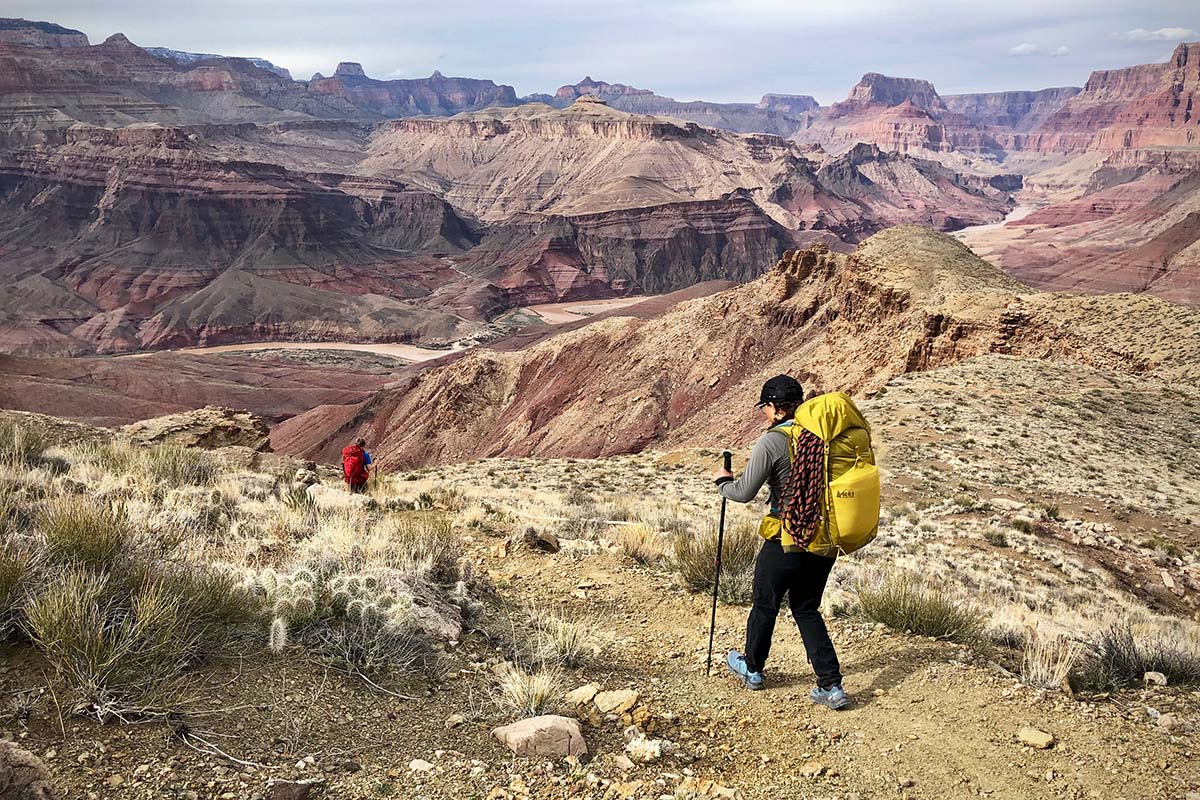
top-left (146, 47), bottom-right (293, 80)
top-left (555, 76), bottom-right (654, 101)
top-left (757, 93), bottom-right (820, 114)
top-left (840, 73), bottom-right (946, 113)
top-left (333, 61), bottom-right (367, 78)
top-left (380, 105), bottom-right (699, 142)
top-left (307, 69), bottom-right (518, 116)
top-left (0, 17), bottom-right (89, 48)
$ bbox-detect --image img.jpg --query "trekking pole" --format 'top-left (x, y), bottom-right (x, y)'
top-left (705, 450), bottom-right (732, 677)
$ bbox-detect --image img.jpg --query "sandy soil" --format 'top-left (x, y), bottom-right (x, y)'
top-left (518, 296), bottom-right (661, 325)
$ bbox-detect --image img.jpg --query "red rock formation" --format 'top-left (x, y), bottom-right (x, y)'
top-left (272, 227), bottom-right (1200, 467)
top-left (794, 73), bottom-right (999, 155)
top-left (1005, 43), bottom-right (1200, 154)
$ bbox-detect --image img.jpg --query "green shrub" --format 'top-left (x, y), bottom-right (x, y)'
top-left (673, 520), bottom-right (759, 604)
top-left (40, 499), bottom-right (131, 570)
top-left (984, 529), bottom-right (1010, 548)
top-left (0, 539), bottom-right (36, 638)
top-left (0, 420), bottom-right (49, 469)
top-left (143, 445), bottom-right (218, 488)
top-left (856, 571), bottom-right (985, 642)
top-left (24, 570), bottom-right (193, 714)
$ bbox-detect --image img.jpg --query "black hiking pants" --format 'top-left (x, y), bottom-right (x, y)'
top-left (743, 539), bottom-right (842, 688)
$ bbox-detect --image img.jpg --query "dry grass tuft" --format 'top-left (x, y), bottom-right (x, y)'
top-left (619, 522), bottom-right (668, 566)
top-left (495, 664), bottom-right (562, 717)
top-left (1021, 626), bottom-right (1084, 690)
top-left (856, 570), bottom-right (986, 642)
top-left (672, 520), bottom-right (759, 604)
top-left (526, 607), bottom-right (605, 668)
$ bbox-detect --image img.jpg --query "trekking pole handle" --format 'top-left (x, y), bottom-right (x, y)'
top-left (722, 451), bottom-right (732, 471)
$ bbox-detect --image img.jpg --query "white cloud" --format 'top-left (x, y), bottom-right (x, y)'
top-left (1113, 27), bottom-right (1198, 42)
top-left (1009, 42), bottom-right (1040, 56)
top-left (1050, 45), bottom-right (1070, 56)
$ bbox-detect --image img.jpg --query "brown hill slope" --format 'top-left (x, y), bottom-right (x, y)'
top-left (272, 226), bottom-right (1200, 466)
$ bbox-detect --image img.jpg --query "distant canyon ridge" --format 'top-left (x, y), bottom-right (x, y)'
top-left (0, 16), bottom-right (1197, 360)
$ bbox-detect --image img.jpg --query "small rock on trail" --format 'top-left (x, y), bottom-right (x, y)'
top-left (1017, 727), bottom-right (1056, 749)
top-left (493, 715), bottom-right (588, 758)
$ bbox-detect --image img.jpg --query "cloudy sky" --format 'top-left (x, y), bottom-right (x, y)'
top-left (9, 1), bottom-right (1200, 103)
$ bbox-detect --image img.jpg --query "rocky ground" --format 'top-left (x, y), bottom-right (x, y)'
top-left (2, 350), bottom-right (1198, 800)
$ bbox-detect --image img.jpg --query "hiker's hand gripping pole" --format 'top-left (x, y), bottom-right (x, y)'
top-left (706, 450), bottom-right (733, 677)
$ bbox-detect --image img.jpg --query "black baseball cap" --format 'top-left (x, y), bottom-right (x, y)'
top-left (757, 375), bottom-right (804, 407)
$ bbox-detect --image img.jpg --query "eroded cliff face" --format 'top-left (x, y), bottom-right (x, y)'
top-left (0, 133), bottom-right (485, 354)
top-left (0, 18), bottom-right (89, 48)
top-left (1003, 43), bottom-right (1200, 154)
top-left (941, 87), bottom-right (1082, 132)
top-left (271, 227), bottom-right (1200, 467)
top-left (457, 196), bottom-right (800, 304)
top-left (307, 67), bottom-right (518, 117)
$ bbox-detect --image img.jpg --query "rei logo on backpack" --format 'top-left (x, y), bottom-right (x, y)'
top-left (761, 392), bottom-right (881, 556)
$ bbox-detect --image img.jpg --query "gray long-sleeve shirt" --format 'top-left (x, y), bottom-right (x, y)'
top-left (718, 428), bottom-right (791, 513)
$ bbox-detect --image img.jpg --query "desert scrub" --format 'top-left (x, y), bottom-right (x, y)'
top-left (856, 570), bottom-right (986, 642)
top-left (1021, 626), bottom-right (1084, 690)
top-left (673, 519), bottom-right (759, 604)
top-left (142, 445), bottom-right (219, 488)
top-left (619, 522), bottom-right (668, 566)
top-left (24, 562), bottom-right (260, 718)
top-left (1072, 623), bottom-right (1200, 691)
top-left (494, 664), bottom-right (562, 717)
top-left (0, 538), bottom-right (36, 639)
top-left (40, 498), bottom-right (132, 570)
top-left (522, 607), bottom-right (604, 668)
top-left (0, 420), bottom-right (64, 473)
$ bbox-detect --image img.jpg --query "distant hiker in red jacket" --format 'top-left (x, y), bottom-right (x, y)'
top-left (342, 438), bottom-right (372, 493)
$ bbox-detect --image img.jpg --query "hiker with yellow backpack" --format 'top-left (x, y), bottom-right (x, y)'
top-left (712, 375), bottom-right (880, 708)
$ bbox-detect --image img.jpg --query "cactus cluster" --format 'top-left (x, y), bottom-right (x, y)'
top-left (246, 564), bottom-right (420, 651)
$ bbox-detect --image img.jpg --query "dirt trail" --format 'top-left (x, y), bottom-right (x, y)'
top-left (11, 537), bottom-right (1196, 800)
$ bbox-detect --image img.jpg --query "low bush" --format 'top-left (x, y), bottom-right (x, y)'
top-left (856, 570), bottom-right (985, 642)
top-left (0, 420), bottom-right (50, 470)
top-left (40, 499), bottom-right (132, 570)
top-left (1072, 624), bottom-right (1200, 691)
top-left (25, 571), bottom-right (193, 717)
top-left (673, 520), bottom-right (759, 604)
top-left (383, 512), bottom-right (461, 583)
top-left (0, 538), bottom-right (36, 638)
top-left (143, 445), bottom-right (219, 488)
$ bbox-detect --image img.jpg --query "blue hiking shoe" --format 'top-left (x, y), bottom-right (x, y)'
top-left (725, 651), bottom-right (765, 691)
top-left (810, 684), bottom-right (851, 710)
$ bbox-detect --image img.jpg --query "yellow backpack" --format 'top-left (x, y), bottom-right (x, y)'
top-left (759, 392), bottom-right (880, 556)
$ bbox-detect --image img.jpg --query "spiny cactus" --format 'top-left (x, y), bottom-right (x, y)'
top-left (268, 617), bottom-right (288, 654)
